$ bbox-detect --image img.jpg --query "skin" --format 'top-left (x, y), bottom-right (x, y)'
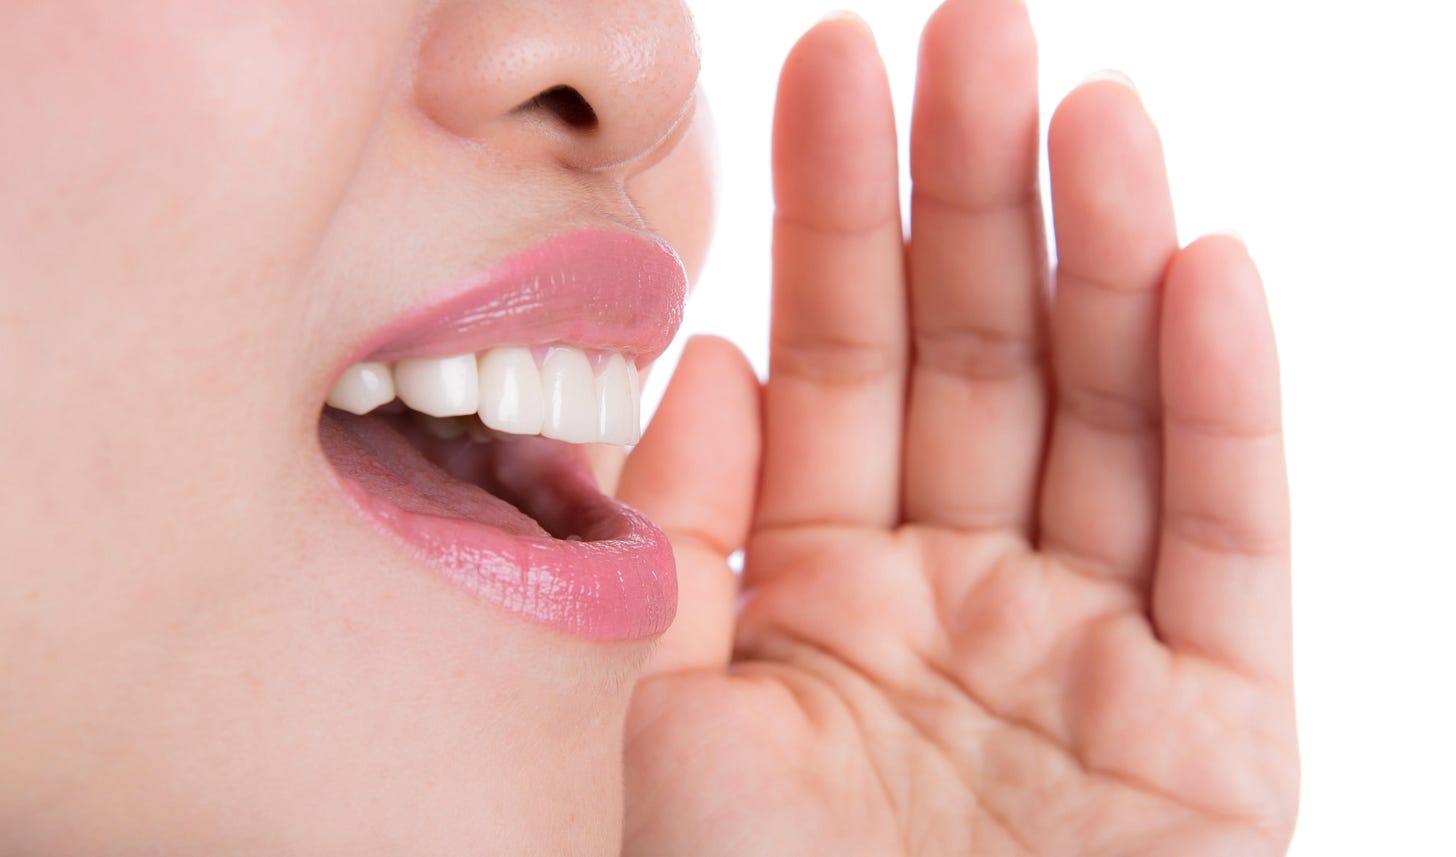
top-left (0, 0), bottom-right (1296, 855)
top-left (620, 3), bottom-right (1297, 855)
top-left (1, 2), bottom-right (708, 854)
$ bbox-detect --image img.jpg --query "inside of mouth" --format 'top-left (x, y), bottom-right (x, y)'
top-left (318, 405), bottom-right (591, 541)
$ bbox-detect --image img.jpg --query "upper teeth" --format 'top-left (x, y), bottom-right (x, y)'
top-left (326, 345), bottom-right (643, 445)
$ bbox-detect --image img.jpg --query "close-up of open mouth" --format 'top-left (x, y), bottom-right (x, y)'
top-left (316, 229), bottom-right (687, 641)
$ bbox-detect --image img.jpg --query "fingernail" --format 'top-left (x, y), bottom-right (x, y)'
top-left (1213, 229), bottom-right (1248, 248)
top-left (820, 9), bottom-right (873, 35)
top-left (1082, 68), bottom-right (1140, 97)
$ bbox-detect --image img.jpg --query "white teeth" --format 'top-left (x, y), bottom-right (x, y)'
top-left (478, 347), bottom-right (544, 436)
top-left (393, 354), bottom-right (479, 417)
top-left (596, 353), bottom-right (639, 445)
top-left (326, 361), bottom-right (395, 415)
top-left (330, 346), bottom-right (642, 446)
top-left (540, 347), bottom-right (598, 443)
top-left (625, 360), bottom-right (641, 441)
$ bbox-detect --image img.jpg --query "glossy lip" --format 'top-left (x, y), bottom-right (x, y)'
top-left (346, 228), bottom-right (687, 367)
top-left (329, 425), bottom-right (677, 641)
top-left (322, 229), bottom-right (685, 641)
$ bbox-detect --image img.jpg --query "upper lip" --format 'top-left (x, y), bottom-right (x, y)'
top-left (333, 227), bottom-right (688, 376)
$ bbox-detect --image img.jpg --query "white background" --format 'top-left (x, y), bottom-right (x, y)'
top-left (649, 1), bottom-right (1456, 853)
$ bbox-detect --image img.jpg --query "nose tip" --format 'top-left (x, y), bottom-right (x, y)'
top-left (414, 0), bottom-right (700, 172)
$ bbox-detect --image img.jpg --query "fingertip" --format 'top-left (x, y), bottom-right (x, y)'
top-left (911, 0), bottom-right (1040, 196)
top-left (681, 334), bottom-right (752, 371)
top-left (1166, 233), bottom-right (1265, 316)
top-left (1204, 228), bottom-right (1249, 255)
top-left (1048, 71), bottom-right (1157, 166)
top-left (623, 334), bottom-right (761, 516)
top-left (674, 336), bottom-right (760, 403)
top-left (774, 7), bottom-right (897, 228)
top-left (818, 9), bottom-right (875, 40)
top-left (1047, 70), bottom-right (1174, 288)
top-left (1161, 234), bottom-right (1280, 432)
top-left (783, 7), bottom-right (882, 80)
top-left (1080, 68), bottom-right (1140, 97)
top-left (652, 335), bottom-right (760, 437)
top-left (920, 0), bottom-right (1035, 60)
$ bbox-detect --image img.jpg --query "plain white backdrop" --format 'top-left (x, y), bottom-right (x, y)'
top-left (644, 1), bottom-right (1456, 853)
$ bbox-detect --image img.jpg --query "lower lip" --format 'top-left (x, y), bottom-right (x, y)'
top-left (328, 419), bottom-right (677, 642)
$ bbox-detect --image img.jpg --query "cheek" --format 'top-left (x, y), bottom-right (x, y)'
top-left (628, 88), bottom-right (720, 288)
top-left (0, 2), bottom-right (411, 550)
top-left (0, 0), bottom-right (418, 813)
top-left (0, 2), bottom-right (410, 395)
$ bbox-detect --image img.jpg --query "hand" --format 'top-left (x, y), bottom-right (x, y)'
top-left (617, 1), bottom-right (1298, 853)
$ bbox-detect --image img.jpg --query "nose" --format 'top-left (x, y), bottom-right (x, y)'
top-left (414, 0), bottom-right (701, 172)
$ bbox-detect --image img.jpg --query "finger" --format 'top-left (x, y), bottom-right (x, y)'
top-left (755, 14), bottom-right (907, 535)
top-left (617, 336), bottom-right (761, 676)
top-left (1152, 235), bottom-right (1291, 683)
top-left (1038, 75), bottom-right (1178, 587)
top-left (903, 0), bottom-right (1049, 534)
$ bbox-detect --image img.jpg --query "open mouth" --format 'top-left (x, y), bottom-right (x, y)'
top-left (316, 230), bottom-right (685, 641)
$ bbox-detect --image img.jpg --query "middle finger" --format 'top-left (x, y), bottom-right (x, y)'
top-left (903, 0), bottom-right (1049, 536)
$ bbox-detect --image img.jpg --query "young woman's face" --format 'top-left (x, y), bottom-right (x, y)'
top-left (0, 2), bottom-right (713, 853)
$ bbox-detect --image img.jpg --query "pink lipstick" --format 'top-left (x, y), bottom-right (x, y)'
top-left (355, 230), bottom-right (686, 365)
top-left (318, 229), bottom-right (685, 641)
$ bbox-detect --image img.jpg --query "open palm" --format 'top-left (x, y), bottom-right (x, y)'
top-left (617, 1), bottom-right (1298, 854)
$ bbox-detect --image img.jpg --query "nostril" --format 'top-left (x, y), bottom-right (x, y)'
top-left (518, 85), bottom-right (599, 131)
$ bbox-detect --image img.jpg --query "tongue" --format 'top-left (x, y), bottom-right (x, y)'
top-left (319, 410), bottom-right (550, 538)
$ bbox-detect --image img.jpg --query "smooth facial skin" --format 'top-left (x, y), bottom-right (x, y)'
top-left (0, 2), bottom-right (712, 854)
